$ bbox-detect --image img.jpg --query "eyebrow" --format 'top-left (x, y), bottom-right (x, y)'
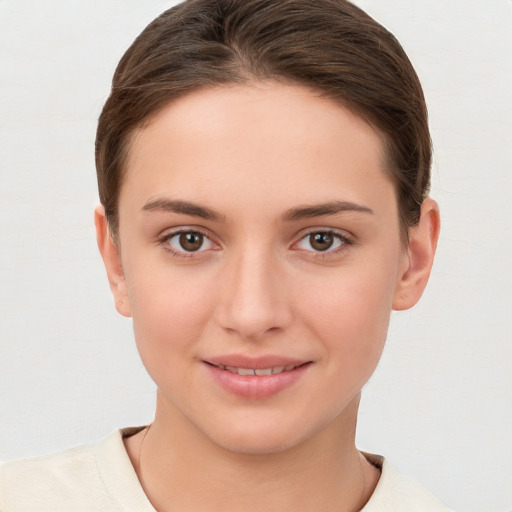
top-left (282, 201), bottom-right (374, 221)
top-left (141, 198), bottom-right (225, 221)
top-left (141, 198), bottom-right (373, 222)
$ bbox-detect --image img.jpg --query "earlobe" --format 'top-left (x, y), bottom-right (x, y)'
top-left (94, 205), bottom-right (132, 317)
top-left (392, 198), bottom-right (440, 311)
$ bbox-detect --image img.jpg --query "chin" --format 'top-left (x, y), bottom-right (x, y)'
top-left (214, 431), bottom-right (302, 456)
top-left (197, 412), bottom-right (327, 456)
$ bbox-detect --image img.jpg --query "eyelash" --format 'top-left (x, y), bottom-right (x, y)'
top-left (158, 228), bottom-right (354, 259)
top-left (159, 228), bottom-right (215, 258)
top-left (294, 230), bottom-right (354, 257)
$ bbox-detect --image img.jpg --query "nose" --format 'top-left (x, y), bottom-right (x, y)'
top-left (215, 246), bottom-right (293, 340)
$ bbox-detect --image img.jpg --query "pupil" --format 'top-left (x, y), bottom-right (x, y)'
top-left (179, 232), bottom-right (203, 251)
top-left (311, 232), bottom-right (333, 251)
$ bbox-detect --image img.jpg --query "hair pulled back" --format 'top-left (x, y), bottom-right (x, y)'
top-left (95, 0), bottom-right (431, 240)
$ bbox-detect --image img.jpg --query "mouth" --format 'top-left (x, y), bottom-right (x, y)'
top-left (203, 358), bottom-right (312, 399)
top-left (205, 361), bottom-right (309, 376)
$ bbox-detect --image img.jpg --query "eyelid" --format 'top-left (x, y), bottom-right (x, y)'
top-left (157, 225), bottom-right (354, 258)
top-left (291, 227), bottom-right (355, 255)
top-left (158, 224), bottom-right (217, 240)
top-left (158, 226), bottom-right (220, 257)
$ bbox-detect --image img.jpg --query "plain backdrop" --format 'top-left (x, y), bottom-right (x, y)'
top-left (0, 1), bottom-right (511, 511)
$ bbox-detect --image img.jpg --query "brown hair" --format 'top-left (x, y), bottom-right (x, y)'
top-left (95, 0), bottom-right (431, 241)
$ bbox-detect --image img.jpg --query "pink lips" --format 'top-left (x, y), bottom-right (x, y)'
top-left (203, 355), bottom-right (312, 400)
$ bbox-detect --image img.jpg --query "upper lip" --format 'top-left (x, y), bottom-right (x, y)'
top-left (204, 355), bottom-right (311, 370)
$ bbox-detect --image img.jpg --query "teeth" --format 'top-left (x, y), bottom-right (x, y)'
top-left (237, 368), bottom-right (256, 376)
top-left (213, 363), bottom-right (299, 375)
top-left (210, 361), bottom-right (302, 375)
top-left (255, 368), bottom-right (273, 376)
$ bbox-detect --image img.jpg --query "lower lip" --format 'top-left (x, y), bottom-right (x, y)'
top-left (204, 363), bottom-right (311, 400)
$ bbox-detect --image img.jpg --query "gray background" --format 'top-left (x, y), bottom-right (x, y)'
top-left (1, 1), bottom-right (511, 511)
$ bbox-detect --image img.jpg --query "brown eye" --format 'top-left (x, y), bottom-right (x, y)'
top-left (295, 230), bottom-right (347, 254)
top-left (165, 230), bottom-right (215, 256)
top-left (309, 232), bottom-right (334, 251)
top-left (178, 232), bottom-right (204, 252)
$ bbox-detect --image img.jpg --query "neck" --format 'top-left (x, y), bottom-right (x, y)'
top-left (125, 393), bottom-right (379, 512)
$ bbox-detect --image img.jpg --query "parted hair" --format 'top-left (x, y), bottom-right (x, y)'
top-left (95, 0), bottom-right (431, 240)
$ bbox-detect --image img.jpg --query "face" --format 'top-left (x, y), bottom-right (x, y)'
top-left (104, 82), bottom-right (417, 454)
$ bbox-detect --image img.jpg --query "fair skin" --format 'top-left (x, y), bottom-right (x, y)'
top-left (96, 82), bottom-right (439, 512)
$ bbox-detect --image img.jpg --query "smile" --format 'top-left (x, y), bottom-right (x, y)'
top-left (208, 362), bottom-right (301, 376)
top-left (204, 360), bottom-right (312, 399)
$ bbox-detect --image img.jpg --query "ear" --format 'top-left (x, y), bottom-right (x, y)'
top-left (393, 198), bottom-right (440, 311)
top-left (94, 205), bottom-right (132, 317)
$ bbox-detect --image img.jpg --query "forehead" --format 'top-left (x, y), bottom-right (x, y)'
top-left (120, 82), bottom-right (395, 217)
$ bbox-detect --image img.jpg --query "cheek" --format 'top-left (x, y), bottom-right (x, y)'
top-left (126, 265), bottom-right (217, 371)
top-left (296, 261), bottom-right (397, 363)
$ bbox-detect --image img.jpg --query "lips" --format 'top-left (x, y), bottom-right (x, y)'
top-left (203, 356), bottom-right (312, 400)
top-left (207, 362), bottom-right (303, 376)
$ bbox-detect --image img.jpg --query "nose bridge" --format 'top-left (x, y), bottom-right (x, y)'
top-left (217, 241), bottom-right (291, 339)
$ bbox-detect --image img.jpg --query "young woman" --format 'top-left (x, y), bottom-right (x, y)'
top-left (1, 1), bottom-right (448, 510)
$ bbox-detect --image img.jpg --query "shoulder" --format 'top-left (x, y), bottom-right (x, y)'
top-left (362, 453), bottom-right (453, 512)
top-left (0, 428), bottom-right (153, 512)
top-left (0, 441), bottom-right (104, 511)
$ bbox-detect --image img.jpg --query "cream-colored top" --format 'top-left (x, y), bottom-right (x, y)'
top-left (0, 428), bottom-right (451, 511)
